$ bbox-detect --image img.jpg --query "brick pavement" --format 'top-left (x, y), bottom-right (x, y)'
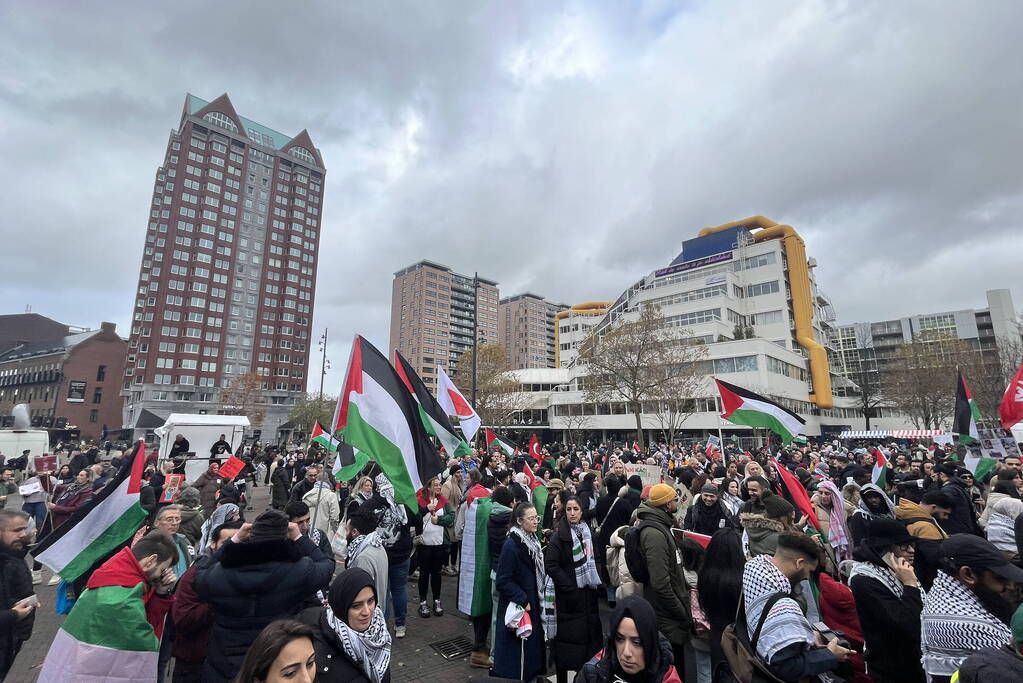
top-left (5, 482), bottom-right (524, 683)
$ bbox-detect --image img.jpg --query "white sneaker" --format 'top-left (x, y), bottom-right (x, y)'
top-left (47, 574), bottom-right (62, 586)
top-left (32, 570), bottom-right (43, 585)
top-left (395, 625), bottom-right (406, 638)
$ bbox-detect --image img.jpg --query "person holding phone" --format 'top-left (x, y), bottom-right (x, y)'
top-left (848, 518), bottom-right (925, 683)
top-left (0, 510), bottom-right (36, 679)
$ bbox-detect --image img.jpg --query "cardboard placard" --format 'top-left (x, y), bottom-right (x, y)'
top-left (160, 474), bottom-right (184, 503)
top-left (217, 456), bottom-right (245, 481)
top-left (623, 462), bottom-right (662, 487)
top-left (19, 481), bottom-right (42, 496)
top-left (33, 455), bottom-right (57, 473)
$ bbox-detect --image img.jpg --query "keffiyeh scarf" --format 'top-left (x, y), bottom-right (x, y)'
top-left (198, 503), bottom-right (239, 552)
top-left (374, 474), bottom-right (407, 548)
top-left (325, 604), bottom-right (391, 683)
top-left (742, 555), bottom-right (815, 662)
top-left (570, 522), bottom-right (601, 588)
top-left (509, 525), bottom-right (557, 639)
top-left (848, 560), bottom-right (905, 598)
top-left (817, 481), bottom-right (851, 561)
top-left (346, 529), bottom-right (383, 566)
top-left (921, 570), bottom-right (1012, 677)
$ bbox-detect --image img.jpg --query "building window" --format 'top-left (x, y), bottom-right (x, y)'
top-left (289, 146), bottom-right (315, 163)
top-left (96, 365), bottom-right (106, 382)
top-left (89, 409), bottom-right (98, 423)
top-left (92, 388), bottom-right (103, 404)
top-left (203, 111), bottom-right (238, 133)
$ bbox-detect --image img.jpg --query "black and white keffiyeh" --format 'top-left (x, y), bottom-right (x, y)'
top-left (508, 525), bottom-right (557, 638)
top-left (848, 560), bottom-right (906, 598)
top-left (742, 555), bottom-right (816, 662)
top-left (325, 604), bottom-right (391, 683)
top-left (346, 529), bottom-right (383, 566)
top-left (921, 570), bottom-right (1013, 677)
top-left (374, 474), bottom-right (407, 548)
top-left (570, 522), bottom-right (601, 589)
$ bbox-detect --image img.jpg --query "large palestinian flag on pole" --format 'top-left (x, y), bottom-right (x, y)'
top-left (35, 440), bottom-right (148, 582)
top-left (332, 336), bottom-right (445, 509)
top-left (436, 365), bottom-right (482, 443)
top-left (394, 351), bottom-right (474, 459)
top-left (486, 427), bottom-right (518, 456)
top-left (457, 493), bottom-right (493, 617)
top-left (954, 370), bottom-right (981, 446)
top-left (716, 379), bottom-right (806, 444)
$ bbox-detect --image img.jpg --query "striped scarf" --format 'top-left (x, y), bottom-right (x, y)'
top-left (742, 555), bottom-right (816, 662)
top-left (921, 570), bottom-right (1012, 677)
top-left (848, 560), bottom-right (905, 598)
top-left (570, 522), bottom-right (601, 588)
top-left (325, 604), bottom-right (391, 683)
top-left (509, 526), bottom-right (557, 639)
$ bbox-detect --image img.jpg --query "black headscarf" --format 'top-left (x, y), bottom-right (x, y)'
top-left (328, 567), bottom-right (376, 625)
top-left (603, 596), bottom-right (668, 682)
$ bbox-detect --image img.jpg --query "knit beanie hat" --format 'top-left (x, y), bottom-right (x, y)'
top-left (648, 483), bottom-right (676, 507)
top-left (627, 475), bottom-right (643, 491)
top-left (700, 483), bottom-right (718, 495)
top-left (762, 495), bottom-right (795, 520)
top-left (249, 509), bottom-right (289, 543)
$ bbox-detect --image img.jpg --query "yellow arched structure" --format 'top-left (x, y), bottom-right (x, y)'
top-left (698, 216), bottom-right (833, 409)
top-left (554, 302), bottom-right (611, 367)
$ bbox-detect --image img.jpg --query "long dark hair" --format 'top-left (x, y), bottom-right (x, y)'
top-left (235, 619), bottom-right (314, 683)
top-left (696, 528), bottom-right (745, 631)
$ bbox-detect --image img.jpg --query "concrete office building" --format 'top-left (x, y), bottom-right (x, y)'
top-left (498, 293), bottom-right (568, 370)
top-left (389, 261), bottom-right (500, 386)
top-left (122, 93), bottom-right (326, 436)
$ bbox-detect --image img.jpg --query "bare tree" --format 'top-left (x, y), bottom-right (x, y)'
top-left (450, 343), bottom-right (530, 428)
top-left (650, 358), bottom-right (708, 444)
top-left (220, 372), bottom-right (267, 427)
top-left (288, 393), bottom-right (336, 435)
top-left (849, 325), bottom-right (886, 429)
top-left (576, 306), bottom-right (708, 448)
top-left (560, 410), bottom-right (593, 445)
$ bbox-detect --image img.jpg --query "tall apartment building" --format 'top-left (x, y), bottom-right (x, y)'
top-left (122, 93), bottom-right (326, 435)
top-left (830, 288), bottom-right (1019, 398)
top-left (498, 293), bottom-right (568, 369)
top-left (389, 261), bottom-right (499, 386)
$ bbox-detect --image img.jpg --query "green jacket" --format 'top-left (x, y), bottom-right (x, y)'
top-left (635, 502), bottom-right (691, 646)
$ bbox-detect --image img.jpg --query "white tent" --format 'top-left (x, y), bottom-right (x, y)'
top-left (155, 414), bottom-right (250, 482)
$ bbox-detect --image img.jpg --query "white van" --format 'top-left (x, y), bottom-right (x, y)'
top-left (0, 429), bottom-right (51, 475)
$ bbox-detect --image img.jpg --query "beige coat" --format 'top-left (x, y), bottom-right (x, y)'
top-left (606, 525), bottom-right (641, 600)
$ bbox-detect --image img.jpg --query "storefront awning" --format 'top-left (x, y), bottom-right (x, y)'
top-left (837, 430), bottom-right (888, 439)
top-left (888, 430), bottom-right (947, 439)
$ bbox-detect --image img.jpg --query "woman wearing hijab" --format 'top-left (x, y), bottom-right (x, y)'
top-left (577, 596), bottom-right (682, 683)
top-left (298, 568), bottom-right (392, 683)
top-left (492, 502), bottom-right (547, 681)
top-left (48, 468), bottom-right (95, 528)
top-left (545, 494), bottom-right (604, 683)
top-left (848, 483), bottom-right (896, 547)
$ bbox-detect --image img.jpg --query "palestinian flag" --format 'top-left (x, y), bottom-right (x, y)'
top-left (311, 421), bottom-right (340, 452)
top-left (486, 428), bottom-right (518, 456)
top-left (770, 457), bottom-right (822, 532)
top-left (870, 447), bottom-right (889, 488)
top-left (964, 454), bottom-right (998, 481)
top-left (716, 379), bottom-right (806, 444)
top-left (457, 493), bottom-right (493, 617)
top-left (954, 370), bottom-right (981, 445)
top-left (436, 364), bottom-right (482, 443)
top-left (332, 335), bottom-right (445, 509)
top-left (394, 351), bottom-right (474, 459)
top-left (533, 482), bottom-right (550, 534)
top-left (332, 440), bottom-right (362, 482)
top-left (35, 440), bottom-right (148, 582)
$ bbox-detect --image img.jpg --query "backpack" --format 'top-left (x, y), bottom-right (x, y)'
top-left (624, 520), bottom-right (674, 585)
top-left (720, 592), bottom-right (789, 683)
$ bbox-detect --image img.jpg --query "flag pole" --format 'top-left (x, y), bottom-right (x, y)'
top-left (471, 272), bottom-right (479, 407)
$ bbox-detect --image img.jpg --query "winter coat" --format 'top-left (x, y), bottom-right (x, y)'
top-left (194, 535), bottom-right (335, 682)
top-left (595, 488), bottom-right (641, 564)
top-left (682, 499), bottom-right (735, 535)
top-left (740, 513), bottom-right (786, 558)
top-left (811, 492), bottom-right (855, 535)
top-left (896, 498), bottom-right (948, 540)
top-left (191, 470), bottom-right (222, 514)
top-left (978, 490), bottom-right (1012, 529)
top-left (544, 519), bottom-right (604, 670)
top-left (178, 506), bottom-right (205, 547)
top-left (940, 477), bottom-right (980, 536)
top-left (606, 525), bottom-right (641, 600)
top-left (171, 559), bottom-right (214, 665)
top-left (491, 534), bottom-right (546, 680)
top-left (271, 466), bottom-right (292, 508)
top-left (362, 496), bottom-right (421, 564)
top-left (303, 484), bottom-right (341, 538)
top-left (347, 539), bottom-right (389, 608)
top-left (818, 573), bottom-right (870, 683)
top-left (296, 606), bottom-right (392, 683)
top-left (635, 502), bottom-right (691, 648)
top-left (0, 545), bottom-right (34, 677)
top-left (955, 645), bottom-right (1023, 682)
top-left (50, 485), bottom-right (93, 528)
top-left (441, 477), bottom-right (464, 545)
top-left (487, 502), bottom-right (513, 567)
top-left (576, 634), bottom-right (683, 683)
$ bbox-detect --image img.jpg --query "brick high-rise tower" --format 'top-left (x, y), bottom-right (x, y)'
top-left (122, 93), bottom-right (325, 436)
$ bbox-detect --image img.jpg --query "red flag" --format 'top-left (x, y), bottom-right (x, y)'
top-left (1000, 361), bottom-right (1023, 430)
top-left (522, 462), bottom-right (541, 491)
top-left (770, 458), bottom-right (821, 531)
top-left (528, 434), bottom-right (542, 463)
top-left (684, 531), bottom-right (712, 549)
top-left (218, 455), bottom-right (246, 480)
top-left (632, 441), bottom-right (641, 452)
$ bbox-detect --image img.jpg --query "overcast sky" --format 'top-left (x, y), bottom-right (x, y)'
top-left (2, 1), bottom-right (1021, 395)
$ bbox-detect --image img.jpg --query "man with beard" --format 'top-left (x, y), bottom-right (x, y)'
top-left (0, 510), bottom-right (36, 679)
top-left (935, 463), bottom-right (981, 536)
top-left (342, 504), bottom-right (389, 625)
top-left (847, 483), bottom-right (896, 547)
top-left (683, 483), bottom-right (736, 535)
top-left (921, 534), bottom-right (1023, 682)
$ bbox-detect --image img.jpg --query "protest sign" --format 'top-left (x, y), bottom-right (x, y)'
top-left (159, 474), bottom-right (184, 503)
top-left (33, 455), bottom-right (57, 473)
top-left (217, 455), bottom-right (245, 480)
top-left (623, 462), bottom-right (662, 486)
top-left (19, 480), bottom-right (42, 496)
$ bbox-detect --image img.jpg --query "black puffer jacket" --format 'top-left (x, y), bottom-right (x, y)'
top-left (0, 546), bottom-right (34, 677)
top-left (544, 518), bottom-right (604, 670)
top-left (940, 477), bottom-right (981, 536)
top-left (194, 535), bottom-right (334, 682)
top-left (487, 503), bottom-right (513, 567)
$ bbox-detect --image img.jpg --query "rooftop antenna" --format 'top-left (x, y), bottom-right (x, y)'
top-left (25, 304), bottom-right (32, 313)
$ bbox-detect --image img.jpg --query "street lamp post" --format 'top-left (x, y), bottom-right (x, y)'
top-left (471, 272), bottom-right (479, 407)
top-left (318, 328), bottom-right (330, 402)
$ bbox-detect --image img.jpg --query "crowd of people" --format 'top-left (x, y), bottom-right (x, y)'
top-left (3, 435), bottom-right (1023, 682)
